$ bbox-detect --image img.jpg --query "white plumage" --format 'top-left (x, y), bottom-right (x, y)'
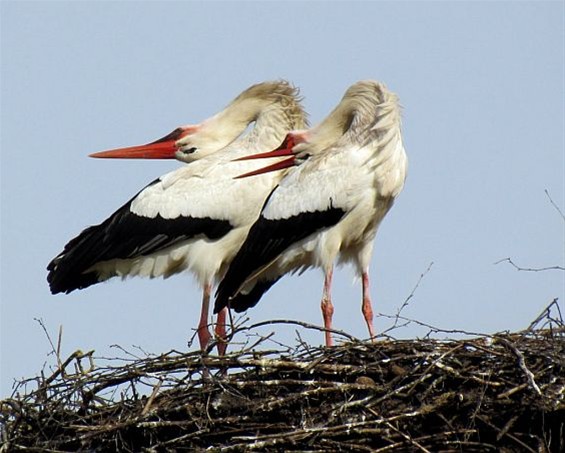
top-left (215, 80), bottom-right (407, 346)
top-left (48, 81), bottom-right (307, 353)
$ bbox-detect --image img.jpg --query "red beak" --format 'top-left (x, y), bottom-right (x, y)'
top-left (234, 149), bottom-right (296, 179)
top-left (234, 147), bottom-right (295, 162)
top-left (233, 133), bottom-right (298, 178)
top-left (234, 133), bottom-right (297, 162)
top-left (89, 126), bottom-right (195, 159)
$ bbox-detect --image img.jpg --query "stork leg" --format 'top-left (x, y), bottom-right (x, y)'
top-left (214, 307), bottom-right (228, 356)
top-left (361, 271), bottom-right (376, 341)
top-left (321, 267), bottom-right (335, 347)
top-left (197, 283), bottom-right (213, 351)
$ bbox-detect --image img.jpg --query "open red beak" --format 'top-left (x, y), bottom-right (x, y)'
top-left (234, 148), bottom-right (296, 179)
top-left (234, 133), bottom-right (297, 162)
top-left (89, 126), bottom-right (195, 159)
top-left (233, 133), bottom-right (297, 179)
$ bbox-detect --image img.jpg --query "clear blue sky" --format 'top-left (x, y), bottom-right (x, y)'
top-left (1, 1), bottom-right (563, 397)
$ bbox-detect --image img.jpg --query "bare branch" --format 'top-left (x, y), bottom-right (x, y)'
top-left (495, 337), bottom-right (542, 396)
top-left (398, 261), bottom-right (434, 316)
top-left (494, 257), bottom-right (564, 272)
top-left (545, 188), bottom-right (565, 222)
top-left (526, 298), bottom-right (564, 331)
top-left (382, 261), bottom-right (434, 336)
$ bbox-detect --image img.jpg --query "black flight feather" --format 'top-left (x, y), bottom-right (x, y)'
top-left (214, 206), bottom-right (345, 313)
top-left (47, 179), bottom-right (232, 294)
top-left (226, 277), bottom-right (281, 313)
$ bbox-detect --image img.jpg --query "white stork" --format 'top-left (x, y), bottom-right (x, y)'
top-left (47, 81), bottom-right (307, 353)
top-left (215, 80), bottom-right (407, 346)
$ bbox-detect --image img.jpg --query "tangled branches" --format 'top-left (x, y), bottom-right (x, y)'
top-left (1, 301), bottom-right (564, 452)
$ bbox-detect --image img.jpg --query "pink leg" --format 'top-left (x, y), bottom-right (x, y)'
top-left (197, 283), bottom-right (212, 351)
top-left (214, 307), bottom-right (228, 356)
top-left (321, 268), bottom-right (335, 347)
top-left (362, 271), bottom-right (376, 341)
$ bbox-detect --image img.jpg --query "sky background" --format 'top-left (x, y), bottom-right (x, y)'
top-left (1, 1), bottom-right (563, 398)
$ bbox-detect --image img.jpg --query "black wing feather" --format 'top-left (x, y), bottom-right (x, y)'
top-left (227, 277), bottom-right (281, 313)
top-left (214, 207), bottom-right (345, 313)
top-left (47, 180), bottom-right (232, 294)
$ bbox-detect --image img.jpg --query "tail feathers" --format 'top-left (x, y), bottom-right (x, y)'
top-left (230, 277), bottom-right (281, 313)
top-left (220, 277), bottom-right (281, 314)
top-left (48, 269), bottom-right (100, 294)
top-left (47, 224), bottom-right (108, 294)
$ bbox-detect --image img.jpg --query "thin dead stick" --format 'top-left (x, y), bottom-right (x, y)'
top-left (494, 257), bottom-right (564, 272)
top-left (34, 318), bottom-right (57, 358)
top-left (230, 318), bottom-right (360, 343)
top-left (398, 261), bottom-right (434, 317)
top-left (526, 298), bottom-right (563, 331)
top-left (495, 337), bottom-right (542, 396)
top-left (141, 378), bottom-right (163, 416)
top-left (545, 189), bottom-right (565, 221)
top-left (56, 325), bottom-right (63, 370)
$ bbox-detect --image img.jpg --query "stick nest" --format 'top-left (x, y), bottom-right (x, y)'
top-left (1, 303), bottom-right (564, 452)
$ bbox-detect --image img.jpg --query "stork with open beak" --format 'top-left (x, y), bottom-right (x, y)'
top-left (215, 80), bottom-right (407, 346)
top-left (47, 81), bottom-right (307, 354)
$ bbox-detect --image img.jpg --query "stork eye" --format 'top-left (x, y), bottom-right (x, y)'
top-left (183, 147), bottom-right (197, 155)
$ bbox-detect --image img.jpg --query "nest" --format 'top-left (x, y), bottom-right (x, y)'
top-left (1, 301), bottom-right (564, 452)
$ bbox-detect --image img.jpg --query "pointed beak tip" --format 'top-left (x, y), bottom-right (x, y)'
top-left (88, 126), bottom-right (194, 160)
top-left (234, 147), bottom-right (295, 162)
top-left (88, 143), bottom-right (178, 160)
top-left (234, 156), bottom-right (296, 179)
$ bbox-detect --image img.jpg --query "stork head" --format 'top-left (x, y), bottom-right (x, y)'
top-left (89, 80), bottom-right (307, 164)
top-left (89, 122), bottom-right (239, 163)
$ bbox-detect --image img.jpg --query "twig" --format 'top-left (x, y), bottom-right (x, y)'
top-left (545, 189), bottom-right (565, 221)
top-left (495, 337), bottom-right (542, 396)
top-left (497, 383), bottom-right (528, 399)
top-left (382, 418), bottom-right (432, 453)
top-left (231, 318), bottom-right (360, 343)
top-left (33, 318), bottom-right (58, 360)
top-left (141, 378), bottom-right (163, 416)
top-left (56, 325), bottom-right (63, 370)
top-left (526, 298), bottom-right (564, 331)
top-left (494, 257), bottom-right (564, 272)
top-left (384, 262), bottom-right (434, 334)
top-left (476, 415), bottom-right (537, 453)
top-left (37, 350), bottom-right (93, 392)
top-left (379, 312), bottom-right (486, 338)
